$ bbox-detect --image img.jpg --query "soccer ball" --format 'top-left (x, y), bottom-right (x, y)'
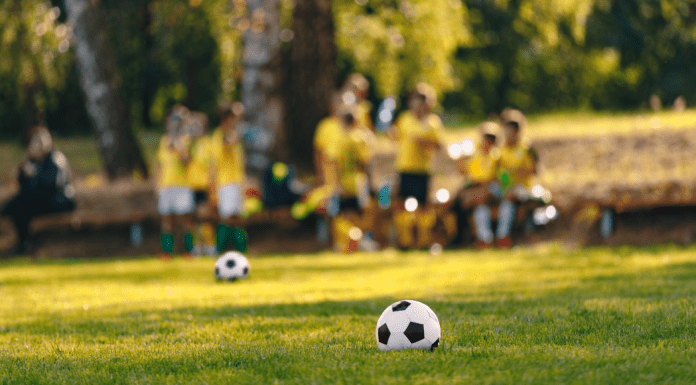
top-left (376, 300), bottom-right (440, 351)
top-left (214, 251), bottom-right (250, 281)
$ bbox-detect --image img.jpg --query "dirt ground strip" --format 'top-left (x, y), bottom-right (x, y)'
top-left (1, 127), bottom-right (696, 258)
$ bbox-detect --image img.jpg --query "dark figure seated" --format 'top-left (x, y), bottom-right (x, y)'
top-left (1, 126), bottom-right (76, 254)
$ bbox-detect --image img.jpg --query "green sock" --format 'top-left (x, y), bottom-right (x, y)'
top-left (160, 233), bottom-right (174, 253)
top-left (184, 233), bottom-right (194, 253)
top-left (216, 224), bottom-right (229, 253)
top-left (232, 227), bottom-right (248, 253)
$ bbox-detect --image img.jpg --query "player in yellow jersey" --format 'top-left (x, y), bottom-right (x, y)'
top-left (343, 73), bottom-right (374, 132)
top-left (389, 83), bottom-right (444, 249)
top-left (313, 93), bottom-right (345, 184)
top-left (495, 108), bottom-right (537, 248)
top-left (459, 122), bottom-right (502, 249)
top-left (185, 111), bottom-right (216, 256)
top-left (390, 83), bottom-right (443, 208)
top-left (155, 104), bottom-right (193, 258)
top-left (211, 101), bottom-right (247, 253)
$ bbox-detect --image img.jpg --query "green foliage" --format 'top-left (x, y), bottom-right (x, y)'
top-left (102, 0), bottom-right (243, 129)
top-left (335, 0), bottom-right (470, 100)
top-left (446, 0), bottom-right (696, 115)
top-left (0, 0), bottom-right (73, 137)
top-left (2, 245), bottom-right (696, 383)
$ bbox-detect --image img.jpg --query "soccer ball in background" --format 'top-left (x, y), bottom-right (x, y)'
top-left (214, 251), bottom-right (250, 281)
top-left (376, 300), bottom-right (441, 351)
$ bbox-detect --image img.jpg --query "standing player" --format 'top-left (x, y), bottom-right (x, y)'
top-left (211, 101), bottom-right (247, 253)
top-left (495, 108), bottom-right (537, 248)
top-left (343, 73), bottom-right (374, 132)
top-left (185, 111), bottom-right (216, 256)
top-left (155, 104), bottom-right (193, 259)
top-left (389, 83), bottom-right (444, 248)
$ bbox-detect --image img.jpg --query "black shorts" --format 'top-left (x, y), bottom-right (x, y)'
top-left (194, 191), bottom-right (209, 204)
top-left (398, 173), bottom-right (429, 204)
top-left (339, 197), bottom-right (360, 214)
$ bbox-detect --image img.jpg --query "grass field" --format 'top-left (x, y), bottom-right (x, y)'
top-left (2, 244), bottom-right (695, 384)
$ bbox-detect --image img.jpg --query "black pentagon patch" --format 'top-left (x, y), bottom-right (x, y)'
top-left (243, 267), bottom-right (249, 275)
top-left (377, 323), bottom-right (391, 345)
top-left (226, 259), bottom-right (236, 268)
top-left (403, 322), bottom-right (425, 343)
top-left (430, 338), bottom-right (440, 351)
top-left (214, 267), bottom-right (220, 278)
top-left (392, 301), bottom-right (411, 312)
top-left (228, 276), bottom-right (238, 282)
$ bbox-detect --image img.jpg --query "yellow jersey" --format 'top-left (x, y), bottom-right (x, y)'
top-left (338, 128), bottom-right (373, 196)
top-left (187, 136), bottom-right (213, 191)
top-left (355, 100), bottom-right (373, 130)
top-left (467, 147), bottom-right (500, 184)
top-left (157, 135), bottom-right (190, 188)
top-left (498, 143), bottom-right (535, 188)
top-left (211, 128), bottom-right (245, 186)
top-left (393, 111), bottom-right (443, 173)
top-left (313, 116), bottom-right (343, 157)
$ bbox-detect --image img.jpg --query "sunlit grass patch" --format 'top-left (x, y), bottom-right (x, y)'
top-left (1, 244), bottom-right (696, 383)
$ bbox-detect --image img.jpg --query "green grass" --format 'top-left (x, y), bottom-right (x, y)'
top-left (441, 108), bottom-right (696, 142)
top-left (1, 245), bottom-right (696, 384)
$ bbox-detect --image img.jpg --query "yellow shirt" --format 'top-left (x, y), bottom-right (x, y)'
top-left (355, 100), bottom-right (373, 130)
top-left (313, 116), bottom-right (343, 158)
top-left (211, 129), bottom-right (245, 186)
top-left (338, 128), bottom-right (373, 196)
top-left (157, 135), bottom-right (189, 188)
top-left (187, 136), bottom-right (213, 191)
top-left (393, 111), bottom-right (443, 173)
top-left (467, 148), bottom-right (500, 184)
top-left (499, 143), bottom-right (535, 188)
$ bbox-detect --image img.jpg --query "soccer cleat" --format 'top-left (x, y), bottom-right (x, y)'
top-left (496, 237), bottom-right (511, 250)
top-left (474, 240), bottom-right (492, 250)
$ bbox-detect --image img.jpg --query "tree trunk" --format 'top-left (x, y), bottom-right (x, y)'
top-left (285, 0), bottom-right (337, 170)
top-left (65, 0), bottom-right (149, 180)
top-left (241, 0), bottom-right (284, 174)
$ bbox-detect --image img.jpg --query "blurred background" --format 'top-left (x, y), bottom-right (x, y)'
top-left (1, 0), bottom-right (695, 140)
top-left (2, 0), bottom-right (696, 257)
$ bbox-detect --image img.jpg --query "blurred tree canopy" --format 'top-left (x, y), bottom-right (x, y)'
top-left (0, 0), bottom-right (74, 140)
top-left (1, 0), bottom-right (696, 140)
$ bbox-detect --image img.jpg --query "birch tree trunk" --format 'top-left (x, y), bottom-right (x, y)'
top-left (241, 0), bottom-right (284, 173)
top-left (285, 0), bottom-right (337, 169)
top-left (65, 0), bottom-right (148, 180)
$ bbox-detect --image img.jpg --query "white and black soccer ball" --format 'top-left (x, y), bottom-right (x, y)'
top-left (376, 300), bottom-right (441, 351)
top-left (214, 251), bottom-right (250, 281)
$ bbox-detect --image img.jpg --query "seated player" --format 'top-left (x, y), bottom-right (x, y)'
top-left (1, 125), bottom-right (76, 254)
top-left (495, 108), bottom-right (537, 249)
top-left (185, 111), bottom-right (216, 256)
top-left (155, 104), bottom-right (193, 259)
top-left (211, 101), bottom-right (247, 253)
top-left (459, 122), bottom-right (502, 249)
top-left (388, 83), bottom-right (444, 249)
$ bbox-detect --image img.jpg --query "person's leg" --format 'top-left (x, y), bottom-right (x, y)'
top-left (218, 184), bottom-right (244, 252)
top-left (3, 195), bottom-right (33, 253)
top-left (473, 205), bottom-right (494, 246)
top-left (172, 187), bottom-right (195, 256)
top-left (158, 189), bottom-right (175, 257)
top-left (496, 199), bottom-right (516, 247)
